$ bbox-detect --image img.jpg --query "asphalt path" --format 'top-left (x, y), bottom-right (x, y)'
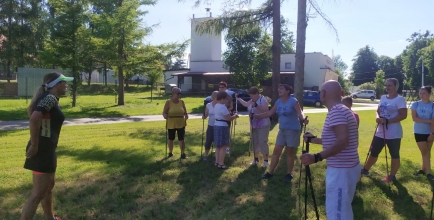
top-left (0, 103), bottom-right (378, 131)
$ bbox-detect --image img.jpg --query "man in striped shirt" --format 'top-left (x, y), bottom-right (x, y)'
top-left (300, 80), bottom-right (360, 220)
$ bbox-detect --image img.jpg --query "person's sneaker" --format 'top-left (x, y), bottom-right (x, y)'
top-left (180, 153), bottom-right (188, 159)
top-left (202, 156), bottom-right (208, 161)
top-left (427, 174), bottom-right (434, 181)
top-left (226, 148), bottom-right (230, 154)
top-left (285, 174), bottom-right (294, 182)
top-left (381, 175), bottom-right (396, 182)
top-left (263, 161), bottom-right (269, 168)
top-left (361, 168), bottom-right (370, 176)
top-left (262, 172), bottom-right (274, 179)
top-left (414, 170), bottom-right (426, 176)
top-left (168, 153), bottom-right (173, 158)
top-left (53, 215), bottom-right (61, 220)
top-left (250, 160), bottom-right (257, 165)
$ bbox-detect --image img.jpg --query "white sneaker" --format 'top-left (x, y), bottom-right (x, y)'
top-left (263, 161), bottom-right (269, 167)
top-left (250, 160), bottom-right (257, 165)
top-left (226, 148), bottom-right (230, 154)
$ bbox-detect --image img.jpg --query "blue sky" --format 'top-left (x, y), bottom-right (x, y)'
top-left (141, 0), bottom-right (434, 74)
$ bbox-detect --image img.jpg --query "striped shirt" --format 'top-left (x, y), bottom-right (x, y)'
top-left (322, 104), bottom-right (359, 168)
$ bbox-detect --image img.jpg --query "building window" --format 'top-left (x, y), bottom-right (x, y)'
top-left (285, 62), bottom-right (292, 69)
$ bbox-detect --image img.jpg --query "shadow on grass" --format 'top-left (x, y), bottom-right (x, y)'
top-left (0, 109), bottom-right (28, 121)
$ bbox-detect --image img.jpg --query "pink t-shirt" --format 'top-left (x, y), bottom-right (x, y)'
top-left (352, 111), bottom-right (360, 127)
top-left (322, 104), bottom-right (359, 168)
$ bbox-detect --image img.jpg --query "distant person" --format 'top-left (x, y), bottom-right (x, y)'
top-left (202, 91), bottom-right (219, 161)
top-left (411, 86), bottom-right (434, 180)
top-left (237, 87), bottom-right (271, 167)
top-left (362, 78), bottom-right (407, 182)
top-left (163, 87), bottom-right (189, 159)
top-left (254, 84), bottom-right (308, 182)
top-left (301, 80), bottom-right (360, 220)
top-left (342, 96), bottom-right (360, 127)
top-left (21, 72), bottom-right (73, 220)
top-left (214, 91), bottom-right (239, 169)
top-left (218, 81), bottom-right (233, 155)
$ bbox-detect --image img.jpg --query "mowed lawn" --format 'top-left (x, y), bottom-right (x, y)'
top-left (1, 110), bottom-right (433, 220)
top-left (0, 83), bottom-right (336, 121)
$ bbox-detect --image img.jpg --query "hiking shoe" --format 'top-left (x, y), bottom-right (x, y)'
top-left (168, 153), bottom-right (173, 158)
top-left (180, 153), bottom-right (188, 159)
top-left (285, 174), bottom-right (294, 182)
top-left (427, 174), bottom-right (434, 181)
top-left (262, 172), bottom-right (274, 180)
top-left (361, 168), bottom-right (370, 176)
top-left (381, 175), bottom-right (396, 182)
top-left (250, 160), bottom-right (257, 165)
top-left (226, 148), bottom-right (230, 154)
top-left (414, 170), bottom-right (426, 176)
top-left (263, 161), bottom-right (269, 168)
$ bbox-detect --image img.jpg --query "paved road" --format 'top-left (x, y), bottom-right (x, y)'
top-left (0, 103), bottom-right (378, 131)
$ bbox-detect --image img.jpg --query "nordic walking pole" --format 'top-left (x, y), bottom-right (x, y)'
top-left (431, 184), bottom-right (434, 220)
top-left (249, 109), bottom-right (255, 161)
top-left (201, 117), bottom-right (204, 160)
top-left (298, 116), bottom-right (309, 189)
top-left (382, 122), bottom-right (391, 190)
top-left (303, 136), bottom-right (320, 220)
top-left (165, 119), bottom-right (168, 158)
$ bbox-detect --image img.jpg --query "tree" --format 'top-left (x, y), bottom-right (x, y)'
top-left (358, 82), bottom-right (376, 91)
top-left (333, 55), bottom-right (348, 72)
top-left (223, 27), bottom-right (272, 88)
top-left (91, 0), bottom-right (156, 105)
top-left (40, 0), bottom-right (92, 107)
top-left (280, 17), bottom-right (295, 54)
top-left (336, 69), bottom-right (349, 95)
top-left (157, 41), bottom-right (189, 70)
top-left (374, 70), bottom-right (385, 98)
top-left (402, 31), bottom-right (433, 89)
top-left (351, 45), bottom-right (379, 86)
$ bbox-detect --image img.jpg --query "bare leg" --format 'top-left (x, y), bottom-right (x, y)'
top-left (390, 159), bottom-right (400, 176)
top-left (218, 146), bottom-right (227, 165)
top-left (179, 140), bottom-right (185, 154)
top-left (41, 174), bottom-right (55, 220)
top-left (418, 142), bottom-right (429, 171)
top-left (286, 147), bottom-right (296, 174)
top-left (21, 173), bottom-right (54, 220)
top-left (168, 140), bottom-right (174, 154)
top-left (363, 156), bottom-right (378, 171)
top-left (427, 142), bottom-right (433, 174)
top-left (268, 145), bottom-right (284, 174)
top-left (215, 147), bottom-right (220, 164)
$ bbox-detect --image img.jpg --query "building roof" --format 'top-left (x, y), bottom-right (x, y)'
top-left (172, 71), bottom-right (295, 76)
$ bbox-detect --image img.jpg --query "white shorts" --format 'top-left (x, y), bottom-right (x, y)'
top-left (326, 164), bottom-right (361, 220)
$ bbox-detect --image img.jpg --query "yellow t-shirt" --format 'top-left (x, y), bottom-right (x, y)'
top-left (167, 99), bottom-right (186, 129)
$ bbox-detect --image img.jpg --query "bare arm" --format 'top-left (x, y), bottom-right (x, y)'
top-left (162, 100), bottom-right (170, 119)
top-left (294, 102), bottom-right (305, 122)
top-left (388, 108), bottom-right (407, 123)
top-left (412, 109), bottom-right (432, 123)
top-left (318, 124), bottom-right (349, 159)
top-left (182, 100), bottom-right (189, 120)
top-left (237, 98), bottom-right (251, 108)
top-left (224, 113), bottom-right (238, 121)
top-left (202, 106), bottom-right (209, 119)
top-left (26, 111), bottom-right (43, 158)
top-left (254, 104), bottom-right (277, 119)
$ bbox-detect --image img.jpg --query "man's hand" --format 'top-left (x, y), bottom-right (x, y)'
top-left (163, 113), bottom-right (168, 119)
top-left (300, 153), bottom-right (315, 166)
top-left (185, 113), bottom-right (189, 120)
top-left (26, 144), bottom-right (38, 158)
top-left (302, 118), bottom-right (309, 125)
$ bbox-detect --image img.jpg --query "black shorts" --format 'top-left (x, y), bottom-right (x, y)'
top-left (23, 140), bottom-right (57, 173)
top-left (414, 133), bottom-right (431, 142)
top-left (369, 136), bottom-right (401, 159)
top-left (168, 127), bottom-right (185, 141)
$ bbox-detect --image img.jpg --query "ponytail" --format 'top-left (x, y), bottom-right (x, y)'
top-left (27, 85), bottom-right (46, 117)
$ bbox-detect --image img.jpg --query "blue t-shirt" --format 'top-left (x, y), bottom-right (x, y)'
top-left (276, 97), bottom-right (300, 130)
top-left (411, 101), bottom-right (434, 134)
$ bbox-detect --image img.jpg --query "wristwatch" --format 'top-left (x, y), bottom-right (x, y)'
top-left (314, 153), bottom-right (323, 163)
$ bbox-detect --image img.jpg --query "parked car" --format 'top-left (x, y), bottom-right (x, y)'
top-left (203, 88), bottom-right (251, 111)
top-left (351, 90), bottom-right (376, 101)
top-left (290, 90), bottom-right (322, 107)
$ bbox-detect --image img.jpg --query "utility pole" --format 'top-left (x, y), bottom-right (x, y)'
top-left (422, 60), bottom-right (424, 86)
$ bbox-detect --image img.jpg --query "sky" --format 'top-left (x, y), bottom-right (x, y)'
top-left (141, 0), bottom-right (434, 74)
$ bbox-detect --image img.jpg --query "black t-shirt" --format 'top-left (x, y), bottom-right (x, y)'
top-left (24, 91), bottom-right (65, 173)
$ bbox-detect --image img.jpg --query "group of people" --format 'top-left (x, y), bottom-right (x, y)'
top-left (20, 71), bottom-right (434, 220)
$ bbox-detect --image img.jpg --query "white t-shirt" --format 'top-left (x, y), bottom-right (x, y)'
top-left (247, 96), bottom-right (271, 129)
top-left (375, 95), bottom-right (407, 139)
top-left (206, 102), bottom-right (216, 126)
top-left (214, 103), bottom-right (230, 127)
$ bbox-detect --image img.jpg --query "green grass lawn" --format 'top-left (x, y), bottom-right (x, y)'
top-left (1, 110), bottom-right (433, 219)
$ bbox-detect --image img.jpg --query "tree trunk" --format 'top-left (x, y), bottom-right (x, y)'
top-left (117, 0), bottom-right (125, 105)
top-left (294, 0), bottom-right (307, 110)
top-left (104, 62), bottom-right (107, 86)
top-left (271, 0), bottom-right (281, 118)
top-left (151, 83), bottom-right (153, 102)
top-left (87, 70), bottom-right (92, 86)
top-left (71, 12), bottom-right (77, 107)
top-left (118, 66), bottom-right (124, 105)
